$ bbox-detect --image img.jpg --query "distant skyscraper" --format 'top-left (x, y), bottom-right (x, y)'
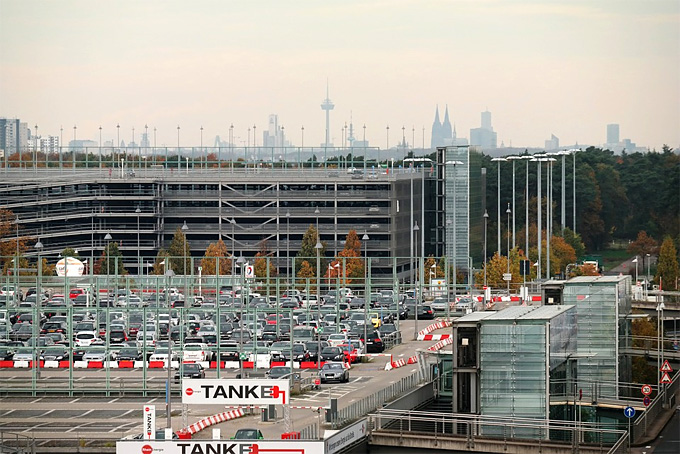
top-left (545, 134), bottom-right (559, 151)
top-left (469, 110), bottom-right (497, 149)
top-left (263, 114), bottom-right (287, 148)
top-left (607, 124), bottom-right (620, 144)
top-left (321, 82), bottom-right (334, 147)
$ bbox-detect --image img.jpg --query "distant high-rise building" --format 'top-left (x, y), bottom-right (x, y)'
top-left (263, 114), bottom-right (287, 148)
top-left (321, 82), bottom-right (334, 147)
top-left (38, 136), bottom-right (60, 154)
top-left (607, 124), bottom-right (620, 144)
top-left (545, 134), bottom-right (559, 151)
top-left (0, 118), bottom-right (28, 156)
top-left (469, 110), bottom-right (497, 149)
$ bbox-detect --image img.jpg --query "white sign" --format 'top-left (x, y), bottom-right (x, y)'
top-left (143, 405), bottom-right (155, 440)
top-left (181, 379), bottom-right (290, 405)
top-left (325, 418), bottom-right (368, 454)
top-left (245, 265), bottom-right (255, 279)
top-left (116, 440), bottom-right (325, 454)
top-left (502, 273), bottom-right (512, 281)
top-left (55, 257), bottom-right (85, 277)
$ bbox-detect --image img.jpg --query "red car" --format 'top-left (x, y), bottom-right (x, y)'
top-left (69, 288), bottom-right (87, 299)
top-left (338, 343), bottom-right (359, 364)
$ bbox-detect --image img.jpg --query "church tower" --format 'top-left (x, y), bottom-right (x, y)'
top-left (431, 106), bottom-right (443, 148)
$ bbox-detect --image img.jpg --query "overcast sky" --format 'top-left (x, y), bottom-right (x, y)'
top-left (1, 0), bottom-right (678, 151)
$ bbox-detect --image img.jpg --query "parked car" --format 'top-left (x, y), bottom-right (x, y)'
top-left (174, 363), bottom-right (205, 382)
top-left (117, 347), bottom-right (143, 361)
top-left (182, 343), bottom-right (211, 362)
top-left (41, 345), bottom-right (69, 361)
top-left (364, 330), bottom-right (384, 353)
top-left (320, 346), bottom-right (345, 362)
top-left (319, 362), bottom-right (349, 383)
top-left (231, 428), bottom-right (264, 440)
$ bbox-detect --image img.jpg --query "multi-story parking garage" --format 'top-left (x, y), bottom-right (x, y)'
top-left (1, 146), bottom-right (483, 281)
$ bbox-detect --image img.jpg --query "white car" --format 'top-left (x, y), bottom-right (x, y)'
top-left (75, 331), bottom-right (99, 347)
top-left (328, 334), bottom-right (349, 347)
top-left (182, 343), bottom-right (211, 362)
top-left (149, 348), bottom-right (177, 363)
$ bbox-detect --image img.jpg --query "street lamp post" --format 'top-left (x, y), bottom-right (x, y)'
top-left (413, 221), bottom-right (420, 339)
top-left (182, 221), bottom-right (189, 277)
top-left (362, 232), bottom-right (369, 346)
top-left (164, 266), bottom-right (175, 429)
top-left (34, 239), bottom-right (43, 381)
top-left (136, 206), bottom-right (141, 257)
top-left (506, 203), bottom-right (511, 293)
top-left (483, 210), bottom-right (489, 288)
top-left (507, 156), bottom-right (521, 248)
top-left (646, 253), bottom-right (651, 300)
top-left (314, 207), bottom-right (322, 374)
top-left (286, 211), bottom-right (291, 287)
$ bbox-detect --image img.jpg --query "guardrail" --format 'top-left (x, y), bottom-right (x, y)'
top-left (0, 432), bottom-right (36, 454)
top-left (632, 369), bottom-right (679, 444)
top-left (368, 408), bottom-right (628, 454)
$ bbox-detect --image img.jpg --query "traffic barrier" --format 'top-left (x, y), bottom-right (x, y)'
top-left (281, 431), bottom-right (301, 439)
top-left (118, 360), bottom-right (134, 368)
top-left (416, 320), bottom-right (452, 338)
top-left (0, 361), bottom-right (14, 368)
top-left (184, 408), bottom-right (245, 435)
top-left (385, 336), bottom-right (454, 371)
top-left (87, 361), bottom-right (103, 368)
top-left (148, 360), bottom-right (165, 368)
top-left (417, 333), bottom-right (451, 341)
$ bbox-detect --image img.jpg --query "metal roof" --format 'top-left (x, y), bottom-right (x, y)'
top-left (482, 304), bottom-right (575, 322)
top-left (566, 275), bottom-right (630, 285)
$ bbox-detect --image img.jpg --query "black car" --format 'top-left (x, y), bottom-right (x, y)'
top-left (418, 305), bottom-right (435, 320)
top-left (320, 346), bottom-right (344, 362)
top-left (364, 330), bottom-right (384, 353)
top-left (174, 363), bottom-right (205, 383)
top-left (117, 347), bottom-right (143, 361)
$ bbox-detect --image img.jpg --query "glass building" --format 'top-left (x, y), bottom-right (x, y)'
top-left (562, 275), bottom-right (632, 399)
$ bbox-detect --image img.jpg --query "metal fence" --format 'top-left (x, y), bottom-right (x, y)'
top-left (328, 370), bottom-right (428, 428)
top-left (368, 408), bottom-right (629, 454)
top-left (632, 369), bottom-right (679, 444)
top-left (0, 432), bottom-right (35, 454)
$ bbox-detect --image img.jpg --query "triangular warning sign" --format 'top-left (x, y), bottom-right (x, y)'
top-left (660, 360), bottom-right (673, 372)
top-left (660, 372), bottom-right (672, 384)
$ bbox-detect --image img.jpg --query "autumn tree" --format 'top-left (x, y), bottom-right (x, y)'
top-left (200, 239), bottom-right (233, 275)
top-left (254, 240), bottom-right (278, 287)
top-left (326, 230), bottom-right (364, 285)
top-left (61, 247), bottom-right (81, 260)
top-left (0, 209), bottom-right (30, 274)
top-left (628, 231), bottom-right (658, 272)
top-left (295, 224), bottom-right (327, 275)
top-left (475, 248), bottom-right (525, 289)
top-left (150, 248), bottom-right (169, 275)
top-left (166, 227), bottom-right (192, 275)
top-left (561, 228), bottom-right (586, 259)
top-left (296, 260), bottom-right (316, 293)
top-left (656, 236), bottom-right (679, 290)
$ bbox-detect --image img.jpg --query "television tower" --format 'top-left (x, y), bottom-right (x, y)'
top-left (321, 81), bottom-right (334, 147)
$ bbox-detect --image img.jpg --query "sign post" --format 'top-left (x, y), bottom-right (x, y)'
top-left (143, 405), bottom-right (155, 440)
top-left (624, 406), bottom-right (636, 452)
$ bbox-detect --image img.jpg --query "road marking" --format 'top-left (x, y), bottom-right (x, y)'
top-left (35, 409), bottom-right (55, 418)
top-left (29, 398), bottom-right (44, 404)
top-left (69, 398), bottom-right (81, 403)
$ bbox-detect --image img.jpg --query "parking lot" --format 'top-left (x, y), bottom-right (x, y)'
top-left (0, 283), bottom-right (461, 443)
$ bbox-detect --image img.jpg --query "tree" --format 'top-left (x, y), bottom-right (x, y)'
top-left (550, 236), bottom-right (577, 277)
top-left (95, 242), bottom-right (126, 275)
top-left (656, 236), bottom-right (679, 290)
top-left (150, 248), bottom-right (169, 275)
top-left (0, 209), bottom-right (30, 274)
top-left (254, 240), bottom-right (278, 284)
top-left (60, 247), bottom-right (80, 260)
top-left (167, 227), bottom-right (191, 275)
top-left (628, 231), bottom-right (658, 272)
top-left (327, 230), bottom-right (365, 285)
top-left (295, 224), bottom-right (326, 275)
top-left (296, 260), bottom-right (316, 293)
top-left (561, 228), bottom-right (586, 259)
top-left (200, 239), bottom-right (232, 275)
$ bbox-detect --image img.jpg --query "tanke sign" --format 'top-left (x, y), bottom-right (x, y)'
top-left (182, 379), bottom-right (290, 405)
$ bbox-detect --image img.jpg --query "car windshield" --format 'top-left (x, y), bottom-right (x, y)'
top-left (323, 363), bottom-right (343, 370)
top-left (183, 364), bottom-right (200, 371)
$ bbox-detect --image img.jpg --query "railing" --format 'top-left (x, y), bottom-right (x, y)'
top-left (368, 408), bottom-right (628, 453)
top-left (632, 369), bottom-right (679, 444)
top-left (0, 432), bottom-right (36, 454)
top-left (328, 370), bottom-right (427, 428)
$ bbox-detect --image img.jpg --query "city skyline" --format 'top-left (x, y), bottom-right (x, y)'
top-left (1, 0), bottom-right (678, 151)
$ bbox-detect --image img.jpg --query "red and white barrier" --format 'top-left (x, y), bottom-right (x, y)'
top-left (185, 408), bottom-right (245, 435)
top-left (416, 320), bottom-right (453, 341)
top-left (385, 336), bottom-right (453, 370)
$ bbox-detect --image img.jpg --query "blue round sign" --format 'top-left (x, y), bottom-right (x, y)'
top-left (624, 406), bottom-right (636, 418)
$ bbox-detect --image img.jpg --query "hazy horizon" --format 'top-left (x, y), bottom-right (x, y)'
top-left (1, 0), bottom-right (678, 151)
